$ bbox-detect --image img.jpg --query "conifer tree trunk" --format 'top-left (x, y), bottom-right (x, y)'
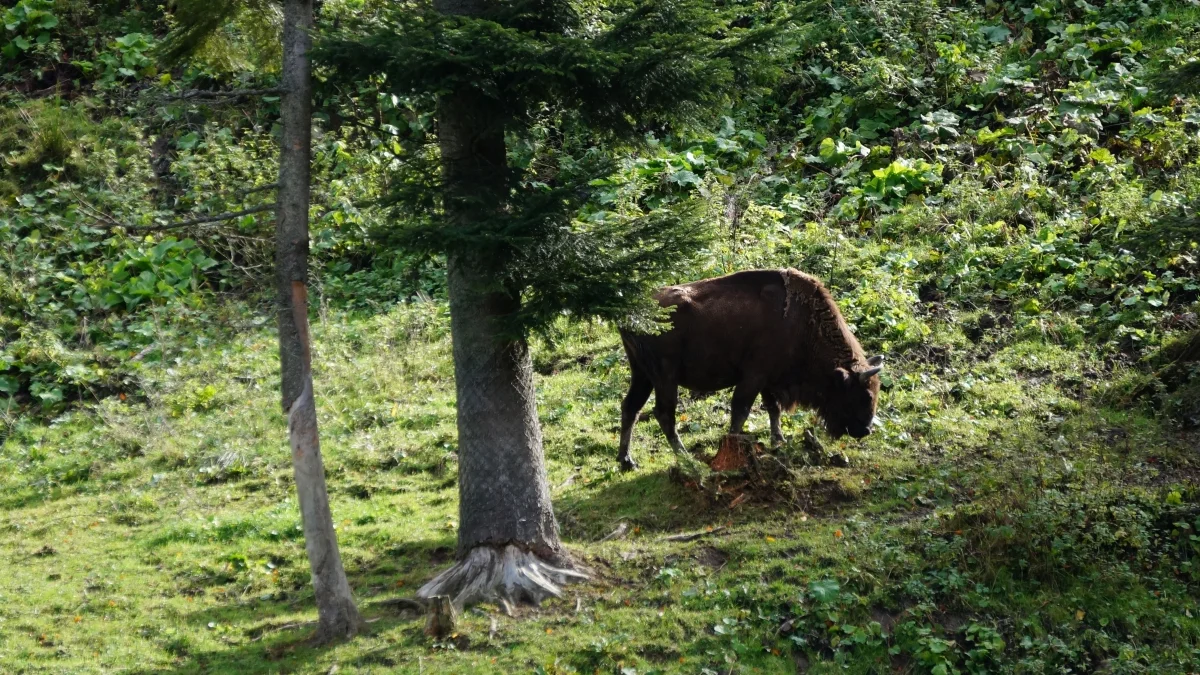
top-left (415, 0), bottom-right (586, 609)
top-left (277, 0), bottom-right (362, 642)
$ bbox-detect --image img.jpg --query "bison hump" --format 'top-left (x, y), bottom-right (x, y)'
top-left (656, 285), bottom-right (694, 307)
top-left (760, 283), bottom-right (785, 309)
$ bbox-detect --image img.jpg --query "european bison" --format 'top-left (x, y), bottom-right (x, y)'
top-left (617, 268), bottom-right (883, 471)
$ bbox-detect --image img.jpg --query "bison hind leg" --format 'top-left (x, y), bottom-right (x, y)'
top-left (652, 383), bottom-right (686, 454)
top-left (761, 390), bottom-right (786, 445)
top-left (618, 369), bottom-right (654, 471)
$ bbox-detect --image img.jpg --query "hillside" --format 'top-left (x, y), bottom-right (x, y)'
top-left (2, 0), bottom-right (1200, 673)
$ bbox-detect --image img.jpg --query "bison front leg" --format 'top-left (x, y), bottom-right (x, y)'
top-left (618, 370), bottom-right (653, 472)
top-left (653, 384), bottom-right (687, 455)
top-left (761, 391), bottom-right (785, 446)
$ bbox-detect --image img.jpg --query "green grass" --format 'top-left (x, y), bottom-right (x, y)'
top-left (1, 298), bottom-right (1197, 674)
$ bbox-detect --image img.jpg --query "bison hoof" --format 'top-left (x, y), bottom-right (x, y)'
top-left (618, 456), bottom-right (638, 472)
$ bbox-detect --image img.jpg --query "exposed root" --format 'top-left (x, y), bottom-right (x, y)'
top-left (416, 545), bottom-right (589, 610)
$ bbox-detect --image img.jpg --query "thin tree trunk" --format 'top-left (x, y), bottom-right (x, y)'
top-left (277, 0), bottom-right (362, 642)
top-left (415, 0), bottom-right (586, 609)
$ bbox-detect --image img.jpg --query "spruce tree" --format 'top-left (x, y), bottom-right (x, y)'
top-left (316, 0), bottom-right (777, 608)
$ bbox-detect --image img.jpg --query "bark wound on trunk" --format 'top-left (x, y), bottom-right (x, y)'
top-left (277, 0), bottom-right (362, 642)
top-left (416, 0), bottom-right (587, 609)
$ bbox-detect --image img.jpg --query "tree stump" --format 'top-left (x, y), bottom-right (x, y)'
top-left (424, 595), bottom-right (456, 639)
top-left (709, 434), bottom-right (761, 472)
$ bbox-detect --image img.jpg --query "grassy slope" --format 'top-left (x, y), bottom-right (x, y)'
top-left (0, 295), bottom-right (1197, 674)
top-left (4, 0), bottom-right (1200, 673)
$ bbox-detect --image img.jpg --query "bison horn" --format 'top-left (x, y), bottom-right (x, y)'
top-left (866, 355), bottom-right (884, 367)
top-left (858, 366), bottom-right (882, 382)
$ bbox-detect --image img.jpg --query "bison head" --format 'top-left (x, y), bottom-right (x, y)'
top-left (823, 355), bottom-right (883, 439)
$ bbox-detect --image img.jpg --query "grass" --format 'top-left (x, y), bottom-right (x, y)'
top-left (3, 0), bottom-right (1200, 671)
top-left (1, 295), bottom-right (1198, 675)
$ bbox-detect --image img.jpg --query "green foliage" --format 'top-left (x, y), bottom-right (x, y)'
top-left (155, 0), bottom-right (278, 66)
top-left (88, 32), bottom-right (159, 86)
top-left (0, 99), bottom-right (222, 412)
top-left (1, 0), bottom-right (58, 62)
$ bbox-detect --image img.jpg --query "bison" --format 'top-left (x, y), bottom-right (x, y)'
top-left (617, 268), bottom-right (883, 471)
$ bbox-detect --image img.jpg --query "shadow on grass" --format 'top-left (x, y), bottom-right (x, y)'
top-left (133, 469), bottom-right (725, 674)
top-left (130, 536), bottom-right (462, 674)
top-left (555, 468), bottom-right (720, 541)
top-left (126, 612), bottom-right (425, 675)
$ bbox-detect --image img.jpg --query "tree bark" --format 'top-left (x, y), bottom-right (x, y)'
top-left (277, 0), bottom-right (362, 642)
top-left (416, 0), bottom-right (586, 609)
top-left (277, 0), bottom-right (311, 411)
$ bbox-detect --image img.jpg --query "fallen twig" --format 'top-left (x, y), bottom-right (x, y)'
top-left (373, 597), bottom-right (425, 612)
top-left (599, 522), bottom-right (629, 542)
top-left (247, 619), bottom-right (318, 641)
top-left (660, 526), bottom-right (727, 543)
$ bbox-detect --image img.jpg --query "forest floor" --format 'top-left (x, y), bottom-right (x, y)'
top-left (1, 299), bottom-right (1198, 674)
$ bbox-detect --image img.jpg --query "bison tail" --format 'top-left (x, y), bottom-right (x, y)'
top-left (619, 330), bottom-right (663, 383)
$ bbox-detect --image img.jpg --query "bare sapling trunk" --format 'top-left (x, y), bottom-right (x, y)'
top-left (277, 0), bottom-right (362, 642)
top-left (285, 284), bottom-right (363, 640)
top-left (414, 0), bottom-right (587, 608)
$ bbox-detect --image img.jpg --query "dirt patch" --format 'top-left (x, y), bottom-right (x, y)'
top-left (938, 611), bottom-right (969, 633)
top-left (870, 605), bottom-right (907, 635)
top-left (694, 546), bottom-right (727, 569)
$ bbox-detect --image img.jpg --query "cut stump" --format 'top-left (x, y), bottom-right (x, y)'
top-left (424, 595), bottom-right (456, 639)
top-left (709, 434), bottom-right (762, 472)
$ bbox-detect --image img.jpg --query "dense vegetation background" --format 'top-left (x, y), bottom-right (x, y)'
top-left (1, 0), bottom-right (1199, 672)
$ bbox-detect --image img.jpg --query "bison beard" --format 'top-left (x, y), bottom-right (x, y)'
top-left (617, 268), bottom-right (883, 470)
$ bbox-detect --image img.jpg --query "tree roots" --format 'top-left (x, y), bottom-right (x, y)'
top-left (416, 545), bottom-right (588, 612)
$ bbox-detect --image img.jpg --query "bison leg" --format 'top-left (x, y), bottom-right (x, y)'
top-left (618, 370), bottom-right (653, 471)
top-left (653, 384), bottom-right (687, 455)
top-left (761, 391), bottom-right (785, 446)
top-left (728, 384), bottom-right (760, 437)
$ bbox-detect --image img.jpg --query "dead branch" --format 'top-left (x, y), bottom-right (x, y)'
top-left (128, 204), bottom-right (275, 233)
top-left (167, 87), bottom-right (284, 101)
top-left (237, 182), bottom-right (280, 197)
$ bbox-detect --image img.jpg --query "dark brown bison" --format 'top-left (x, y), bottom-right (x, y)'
top-left (617, 268), bottom-right (883, 471)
